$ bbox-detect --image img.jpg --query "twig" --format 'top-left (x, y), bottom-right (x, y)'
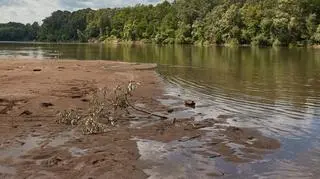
top-left (178, 134), bottom-right (201, 142)
top-left (126, 99), bottom-right (168, 119)
top-left (15, 139), bottom-right (25, 145)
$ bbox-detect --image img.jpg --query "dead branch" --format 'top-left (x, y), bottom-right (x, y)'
top-left (57, 81), bottom-right (168, 135)
top-left (126, 99), bottom-right (168, 119)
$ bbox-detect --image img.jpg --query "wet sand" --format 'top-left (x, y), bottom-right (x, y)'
top-left (0, 59), bottom-right (280, 178)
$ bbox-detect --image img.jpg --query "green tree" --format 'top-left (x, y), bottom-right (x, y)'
top-left (313, 24), bottom-right (320, 43)
top-left (2, 0), bottom-right (320, 46)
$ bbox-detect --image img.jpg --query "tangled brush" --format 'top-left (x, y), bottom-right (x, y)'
top-left (57, 81), bottom-right (139, 135)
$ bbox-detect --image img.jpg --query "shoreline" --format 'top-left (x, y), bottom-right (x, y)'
top-left (0, 59), bottom-right (281, 178)
top-left (0, 59), bottom-right (165, 178)
top-left (1, 40), bottom-right (320, 49)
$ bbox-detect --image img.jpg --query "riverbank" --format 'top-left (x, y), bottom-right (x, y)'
top-left (0, 59), bottom-right (281, 178)
top-left (100, 39), bottom-right (320, 48)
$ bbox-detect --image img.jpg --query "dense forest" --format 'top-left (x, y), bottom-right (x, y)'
top-left (0, 22), bottom-right (40, 41)
top-left (1, 0), bottom-right (320, 46)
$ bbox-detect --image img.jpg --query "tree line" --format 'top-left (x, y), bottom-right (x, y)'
top-left (1, 0), bottom-right (320, 46)
top-left (0, 22), bottom-right (40, 41)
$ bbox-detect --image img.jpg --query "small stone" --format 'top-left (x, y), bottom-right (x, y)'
top-left (184, 100), bottom-right (196, 108)
top-left (209, 154), bottom-right (221, 158)
top-left (20, 110), bottom-right (32, 116)
top-left (248, 136), bottom-right (255, 140)
top-left (81, 99), bottom-right (89, 102)
top-left (92, 159), bottom-right (105, 165)
top-left (33, 69), bottom-right (42, 72)
top-left (34, 124), bottom-right (42, 127)
top-left (209, 141), bottom-right (220, 145)
top-left (167, 109), bottom-right (174, 113)
top-left (172, 118), bottom-right (177, 124)
top-left (230, 127), bottom-right (241, 132)
top-left (71, 95), bottom-right (82, 99)
top-left (41, 102), bottom-right (54, 107)
top-left (206, 171), bottom-right (224, 177)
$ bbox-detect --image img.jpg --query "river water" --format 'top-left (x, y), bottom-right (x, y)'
top-left (1, 42), bottom-right (320, 178)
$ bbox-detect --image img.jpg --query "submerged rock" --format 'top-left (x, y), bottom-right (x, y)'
top-left (184, 100), bottom-right (196, 108)
top-left (167, 109), bottom-right (174, 113)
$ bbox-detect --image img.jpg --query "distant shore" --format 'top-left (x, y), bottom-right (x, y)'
top-left (1, 40), bottom-right (320, 49)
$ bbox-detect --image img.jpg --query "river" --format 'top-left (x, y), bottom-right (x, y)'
top-left (1, 42), bottom-right (320, 178)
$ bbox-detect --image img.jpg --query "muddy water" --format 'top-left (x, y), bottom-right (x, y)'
top-left (0, 130), bottom-right (77, 160)
top-left (1, 42), bottom-right (320, 178)
top-left (156, 48), bottom-right (320, 178)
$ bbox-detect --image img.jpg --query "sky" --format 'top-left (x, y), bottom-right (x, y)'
top-left (0, 0), bottom-right (162, 24)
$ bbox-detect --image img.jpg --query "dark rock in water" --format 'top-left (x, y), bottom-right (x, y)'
top-left (41, 102), bottom-right (54, 108)
top-left (209, 154), bottom-right (221, 158)
top-left (20, 110), bottom-right (32, 116)
top-left (33, 69), bottom-right (42, 72)
top-left (197, 112), bottom-right (204, 116)
top-left (167, 109), bottom-right (174, 113)
top-left (228, 126), bottom-right (242, 133)
top-left (184, 100), bottom-right (196, 108)
top-left (248, 136), bottom-right (255, 140)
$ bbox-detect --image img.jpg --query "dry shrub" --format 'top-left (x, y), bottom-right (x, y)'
top-left (57, 109), bottom-right (82, 126)
top-left (79, 116), bottom-right (111, 135)
top-left (57, 81), bottom-right (139, 135)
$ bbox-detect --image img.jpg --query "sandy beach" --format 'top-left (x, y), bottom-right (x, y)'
top-left (0, 59), bottom-right (280, 179)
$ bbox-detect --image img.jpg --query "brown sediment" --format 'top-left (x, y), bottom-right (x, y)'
top-left (201, 126), bottom-right (281, 163)
top-left (0, 59), bottom-right (163, 178)
top-left (0, 59), bottom-right (281, 178)
top-left (132, 118), bottom-right (205, 143)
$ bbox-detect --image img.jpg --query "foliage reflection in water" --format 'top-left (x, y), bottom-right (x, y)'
top-left (0, 42), bottom-right (320, 178)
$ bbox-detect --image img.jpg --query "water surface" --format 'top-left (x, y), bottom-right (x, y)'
top-left (1, 42), bottom-right (320, 178)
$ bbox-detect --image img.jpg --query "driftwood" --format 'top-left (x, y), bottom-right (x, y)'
top-left (178, 134), bottom-right (201, 142)
top-left (57, 82), bottom-right (169, 135)
top-left (126, 99), bottom-right (168, 119)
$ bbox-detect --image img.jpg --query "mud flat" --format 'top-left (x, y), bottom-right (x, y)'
top-left (0, 59), bottom-right (280, 178)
